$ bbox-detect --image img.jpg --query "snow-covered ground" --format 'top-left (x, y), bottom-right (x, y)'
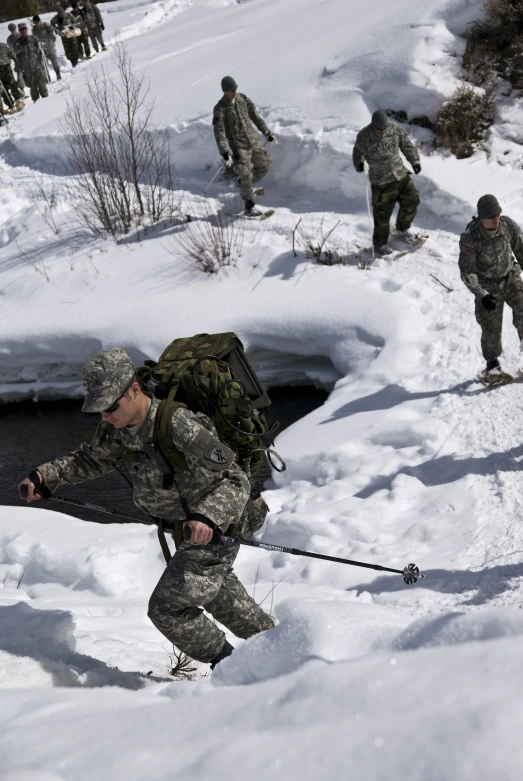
top-left (2, 0), bottom-right (523, 778)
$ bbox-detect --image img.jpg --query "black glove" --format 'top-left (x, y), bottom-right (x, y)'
top-left (413, 163), bottom-right (421, 174)
top-left (101, 23), bottom-right (105, 30)
top-left (265, 130), bottom-right (276, 143)
top-left (481, 293), bottom-right (497, 311)
top-left (357, 161), bottom-right (365, 173)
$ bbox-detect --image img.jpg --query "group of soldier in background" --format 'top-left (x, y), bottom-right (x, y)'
top-left (0, 1), bottom-right (105, 115)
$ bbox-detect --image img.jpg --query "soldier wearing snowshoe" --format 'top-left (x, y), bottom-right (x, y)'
top-left (459, 194), bottom-right (523, 384)
top-left (13, 24), bottom-right (48, 103)
top-left (18, 348), bottom-right (274, 668)
top-left (32, 16), bottom-right (61, 81)
top-left (0, 42), bottom-right (23, 112)
top-left (82, 0), bottom-right (106, 53)
top-left (51, 5), bottom-right (80, 68)
top-left (353, 110), bottom-right (421, 256)
top-left (213, 76), bottom-right (276, 217)
top-left (70, 2), bottom-right (91, 60)
top-left (6, 24), bottom-right (25, 91)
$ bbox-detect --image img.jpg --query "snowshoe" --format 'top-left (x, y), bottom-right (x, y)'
top-left (245, 205), bottom-right (263, 217)
top-left (375, 243), bottom-right (393, 256)
top-left (253, 187), bottom-right (265, 196)
top-left (14, 100), bottom-right (25, 111)
top-left (478, 363), bottom-right (513, 387)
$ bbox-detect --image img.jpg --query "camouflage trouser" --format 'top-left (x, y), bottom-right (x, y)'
top-left (61, 35), bottom-right (79, 66)
top-left (87, 25), bottom-right (105, 51)
top-left (148, 539), bottom-right (274, 663)
top-left (43, 44), bottom-right (60, 73)
top-left (232, 142), bottom-right (272, 202)
top-left (0, 64), bottom-right (22, 106)
top-left (77, 31), bottom-right (91, 58)
top-left (371, 174), bottom-right (420, 247)
top-left (24, 68), bottom-right (48, 101)
top-left (474, 271), bottom-right (523, 362)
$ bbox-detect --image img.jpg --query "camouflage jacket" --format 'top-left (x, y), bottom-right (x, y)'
top-left (458, 216), bottom-right (523, 299)
top-left (50, 12), bottom-right (76, 33)
top-left (70, 9), bottom-right (88, 32)
top-left (37, 398), bottom-right (252, 535)
top-left (6, 34), bottom-right (22, 71)
top-left (32, 23), bottom-right (57, 51)
top-left (213, 93), bottom-right (268, 154)
top-left (352, 121), bottom-right (420, 186)
top-left (83, 4), bottom-right (103, 30)
top-left (0, 42), bottom-right (15, 67)
top-left (13, 35), bottom-right (45, 74)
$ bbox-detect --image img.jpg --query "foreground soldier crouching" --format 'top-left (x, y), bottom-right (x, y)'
top-left (18, 348), bottom-right (274, 668)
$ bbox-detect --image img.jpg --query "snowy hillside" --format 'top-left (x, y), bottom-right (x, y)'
top-left (2, 0), bottom-right (523, 778)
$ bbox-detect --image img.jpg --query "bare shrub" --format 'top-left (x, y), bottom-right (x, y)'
top-left (171, 198), bottom-right (264, 274)
top-left (433, 83), bottom-right (494, 158)
top-left (60, 40), bottom-right (180, 241)
top-left (293, 216), bottom-right (345, 265)
top-left (464, 0), bottom-right (523, 85)
top-left (168, 648), bottom-right (197, 681)
top-left (24, 162), bottom-right (60, 236)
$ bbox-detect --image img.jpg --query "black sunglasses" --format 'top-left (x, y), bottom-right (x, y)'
top-left (103, 378), bottom-right (135, 414)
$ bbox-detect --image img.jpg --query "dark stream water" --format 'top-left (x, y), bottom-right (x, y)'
top-left (0, 386), bottom-right (328, 525)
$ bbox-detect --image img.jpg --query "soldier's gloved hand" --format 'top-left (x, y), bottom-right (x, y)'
top-left (413, 163), bottom-right (421, 174)
top-left (101, 23), bottom-right (105, 30)
top-left (357, 162), bottom-right (365, 173)
top-left (183, 517), bottom-right (215, 544)
top-left (222, 151), bottom-right (234, 168)
top-left (18, 470), bottom-right (48, 503)
top-left (265, 130), bottom-right (278, 144)
top-left (481, 293), bottom-right (497, 311)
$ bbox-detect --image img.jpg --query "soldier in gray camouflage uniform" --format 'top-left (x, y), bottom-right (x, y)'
top-left (213, 75), bottom-right (276, 217)
top-left (32, 16), bottom-right (61, 81)
top-left (0, 41), bottom-right (23, 112)
top-left (13, 23), bottom-right (48, 103)
top-left (82, 0), bottom-right (106, 53)
top-left (353, 109), bottom-right (421, 256)
top-left (6, 24), bottom-right (25, 91)
top-left (459, 194), bottom-right (523, 382)
top-left (19, 348), bottom-right (274, 668)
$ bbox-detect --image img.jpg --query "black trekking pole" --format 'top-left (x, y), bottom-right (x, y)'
top-left (19, 485), bottom-right (159, 526)
top-left (185, 529), bottom-right (424, 585)
top-left (19, 486), bottom-right (424, 586)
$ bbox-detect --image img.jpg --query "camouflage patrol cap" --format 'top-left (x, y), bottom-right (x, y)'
top-left (18, 22), bottom-right (28, 29)
top-left (221, 76), bottom-right (238, 92)
top-left (372, 110), bottom-right (389, 130)
top-left (477, 194), bottom-right (502, 220)
top-left (8, 23), bottom-right (17, 31)
top-left (81, 348), bottom-right (136, 413)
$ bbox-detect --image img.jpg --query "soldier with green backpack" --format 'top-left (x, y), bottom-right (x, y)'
top-left (18, 335), bottom-right (276, 669)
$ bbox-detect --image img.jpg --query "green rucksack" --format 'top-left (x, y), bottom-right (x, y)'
top-left (136, 332), bottom-right (279, 482)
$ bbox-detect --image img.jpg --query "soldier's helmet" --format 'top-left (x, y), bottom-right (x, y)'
top-left (81, 348), bottom-right (136, 413)
top-left (8, 23), bottom-right (17, 31)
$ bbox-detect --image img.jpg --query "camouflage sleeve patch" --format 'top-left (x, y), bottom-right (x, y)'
top-left (212, 108), bottom-right (221, 126)
top-left (192, 429), bottom-right (236, 471)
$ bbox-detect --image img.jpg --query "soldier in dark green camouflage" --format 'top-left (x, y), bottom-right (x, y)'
top-left (353, 109), bottom-right (421, 255)
top-left (51, 6), bottom-right (80, 68)
top-left (0, 41), bottom-right (22, 111)
top-left (459, 194), bottom-right (523, 381)
top-left (19, 348), bottom-right (274, 668)
top-left (213, 75), bottom-right (276, 217)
